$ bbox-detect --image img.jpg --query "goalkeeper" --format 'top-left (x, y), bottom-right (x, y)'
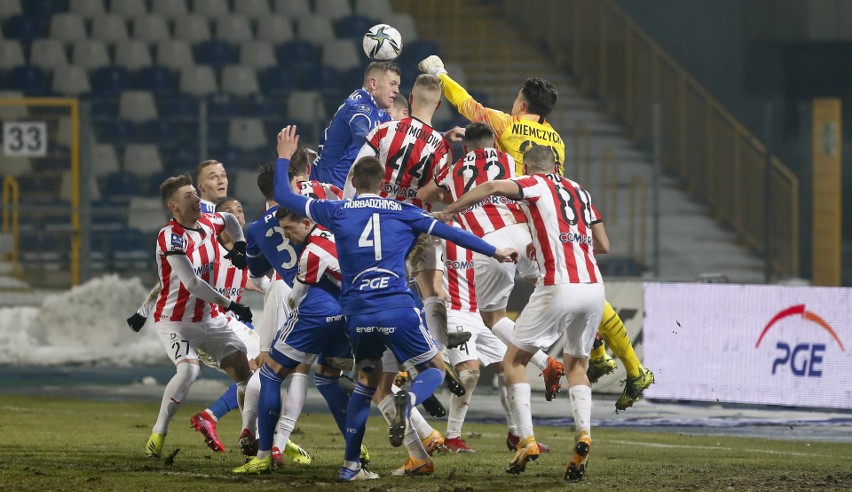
top-left (419, 55), bottom-right (565, 176)
top-left (419, 55), bottom-right (654, 411)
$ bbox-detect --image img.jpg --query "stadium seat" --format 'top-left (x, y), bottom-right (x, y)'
top-left (255, 15), bottom-right (294, 44)
top-left (178, 65), bottom-right (218, 96)
top-left (4, 14), bottom-right (47, 44)
top-left (69, 0), bottom-right (105, 17)
top-left (194, 39), bottom-right (237, 67)
top-left (49, 13), bottom-right (89, 42)
top-left (30, 40), bottom-right (70, 72)
top-left (123, 143), bottom-right (164, 176)
top-left (232, 168), bottom-right (264, 204)
top-left (310, 65), bottom-right (344, 98)
top-left (71, 39), bottom-right (111, 69)
top-left (52, 65), bottom-right (91, 95)
top-left (192, 0), bottom-right (230, 18)
top-left (158, 92), bottom-right (198, 119)
top-left (100, 171), bottom-right (139, 203)
top-left (206, 92), bottom-right (236, 119)
top-left (243, 93), bottom-right (281, 119)
top-left (90, 14), bottom-right (129, 41)
top-left (354, 0), bottom-right (393, 17)
top-left (0, 156), bottom-right (32, 176)
top-left (335, 14), bottom-right (377, 40)
top-left (272, 0), bottom-right (310, 18)
top-left (286, 90), bottom-right (326, 124)
top-left (61, 170), bottom-right (102, 202)
top-left (0, 91), bottom-right (28, 119)
top-left (131, 15), bottom-right (172, 43)
top-left (134, 65), bottom-right (179, 93)
top-left (0, 41), bottom-right (26, 69)
top-left (443, 62), bottom-right (468, 87)
top-left (0, 0), bottom-right (22, 19)
top-left (259, 66), bottom-right (297, 97)
top-left (150, 0), bottom-right (188, 18)
top-left (155, 39), bottom-right (194, 69)
top-left (234, 0), bottom-right (271, 18)
top-left (118, 90), bottom-right (158, 122)
top-left (276, 40), bottom-right (318, 69)
top-left (385, 13), bottom-right (418, 42)
top-left (221, 65), bottom-right (260, 96)
top-left (113, 39), bottom-right (152, 70)
top-left (23, 0), bottom-right (66, 18)
top-left (90, 65), bottom-right (129, 94)
top-left (8, 66), bottom-right (50, 95)
top-left (296, 15), bottom-right (336, 45)
top-left (89, 97), bottom-right (115, 119)
top-left (109, 0), bottom-right (147, 18)
top-left (127, 197), bottom-right (168, 233)
top-left (227, 117), bottom-right (267, 151)
top-left (172, 15), bottom-right (212, 43)
top-left (214, 15), bottom-right (253, 43)
top-left (141, 119), bottom-right (181, 147)
top-left (92, 143), bottom-right (120, 177)
top-left (238, 40), bottom-right (277, 69)
top-left (95, 119), bottom-right (136, 145)
top-left (314, 0), bottom-right (352, 22)
top-left (321, 39), bottom-right (361, 72)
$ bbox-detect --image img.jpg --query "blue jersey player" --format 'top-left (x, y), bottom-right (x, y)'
top-left (274, 125), bottom-right (518, 481)
top-left (309, 61), bottom-right (399, 188)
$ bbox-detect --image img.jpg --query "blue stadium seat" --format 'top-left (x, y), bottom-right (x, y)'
top-left (141, 119), bottom-right (178, 146)
top-left (207, 93), bottom-right (237, 119)
top-left (242, 93), bottom-right (281, 119)
top-left (194, 39), bottom-right (238, 68)
top-left (95, 119), bottom-right (137, 146)
top-left (133, 65), bottom-right (179, 93)
top-left (158, 93), bottom-right (198, 120)
top-left (102, 171), bottom-right (142, 203)
top-left (90, 200), bottom-right (126, 231)
top-left (401, 40), bottom-right (439, 62)
top-left (23, 0), bottom-right (67, 18)
top-left (4, 14), bottom-right (47, 44)
top-left (91, 66), bottom-right (130, 95)
top-left (335, 14), bottom-right (377, 40)
top-left (259, 66), bottom-right (297, 97)
top-left (162, 145), bottom-right (197, 172)
top-left (276, 40), bottom-right (319, 70)
top-left (8, 65), bottom-right (50, 95)
top-left (90, 97), bottom-right (117, 119)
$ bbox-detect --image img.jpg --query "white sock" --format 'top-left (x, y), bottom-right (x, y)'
top-left (241, 370), bottom-right (261, 434)
top-left (410, 405), bottom-right (434, 440)
top-left (497, 372), bottom-right (518, 435)
top-left (446, 368), bottom-right (479, 439)
top-left (236, 380), bottom-right (247, 411)
top-left (273, 372), bottom-right (308, 449)
top-left (569, 385), bottom-right (592, 437)
top-left (203, 408), bottom-right (218, 422)
top-left (423, 296), bottom-right (448, 349)
top-left (378, 394), bottom-right (430, 460)
top-left (508, 383), bottom-right (533, 440)
top-left (529, 351), bottom-right (549, 371)
top-left (153, 363), bottom-right (200, 435)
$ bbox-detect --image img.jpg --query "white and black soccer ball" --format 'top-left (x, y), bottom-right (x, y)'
top-left (362, 24), bottom-right (402, 61)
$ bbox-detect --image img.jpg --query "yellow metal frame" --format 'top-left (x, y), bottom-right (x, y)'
top-left (2, 176), bottom-right (20, 275)
top-left (0, 97), bottom-right (81, 285)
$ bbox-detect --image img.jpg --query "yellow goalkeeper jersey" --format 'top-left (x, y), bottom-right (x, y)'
top-left (438, 73), bottom-right (565, 175)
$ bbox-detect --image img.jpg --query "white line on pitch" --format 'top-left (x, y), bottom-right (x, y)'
top-left (607, 439), bottom-right (852, 459)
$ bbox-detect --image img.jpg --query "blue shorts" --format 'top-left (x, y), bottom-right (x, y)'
top-left (270, 308), bottom-right (353, 371)
top-left (347, 307), bottom-right (438, 370)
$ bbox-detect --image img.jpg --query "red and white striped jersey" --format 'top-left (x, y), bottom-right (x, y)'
top-left (364, 116), bottom-right (451, 210)
top-left (213, 239), bottom-right (248, 303)
top-left (435, 147), bottom-right (526, 236)
top-left (295, 179), bottom-right (343, 200)
top-left (154, 214), bottom-right (226, 322)
top-left (297, 227), bottom-right (341, 288)
top-left (441, 223), bottom-right (478, 313)
top-left (512, 174), bottom-right (603, 286)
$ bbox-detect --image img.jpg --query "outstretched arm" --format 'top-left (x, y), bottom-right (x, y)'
top-left (436, 180), bottom-right (522, 222)
top-left (273, 126), bottom-right (311, 217)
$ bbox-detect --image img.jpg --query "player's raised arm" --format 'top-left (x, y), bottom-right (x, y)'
top-left (436, 180), bottom-right (522, 223)
top-left (273, 126), bottom-right (311, 216)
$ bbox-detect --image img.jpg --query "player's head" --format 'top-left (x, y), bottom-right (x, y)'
top-left (463, 122), bottom-right (495, 151)
top-left (409, 74), bottom-right (442, 111)
top-left (160, 173), bottom-right (200, 222)
top-left (257, 162), bottom-right (275, 201)
top-left (351, 156), bottom-right (385, 193)
top-left (522, 144), bottom-right (557, 174)
top-left (287, 145), bottom-right (311, 181)
top-left (387, 94), bottom-right (410, 120)
top-left (364, 61), bottom-right (401, 111)
top-left (511, 77), bottom-right (558, 118)
top-left (215, 197), bottom-right (245, 226)
top-left (275, 207), bottom-right (312, 244)
top-left (195, 159), bottom-right (228, 203)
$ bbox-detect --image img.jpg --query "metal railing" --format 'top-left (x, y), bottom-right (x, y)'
top-left (509, 0), bottom-right (800, 279)
top-left (1, 176), bottom-right (20, 276)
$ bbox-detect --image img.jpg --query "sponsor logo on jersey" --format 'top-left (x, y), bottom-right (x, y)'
top-left (382, 183), bottom-right (417, 199)
top-left (558, 231), bottom-right (593, 245)
top-left (170, 233), bottom-right (185, 251)
top-left (357, 104), bottom-right (373, 115)
top-left (445, 259), bottom-right (474, 270)
top-left (355, 325), bottom-right (396, 334)
top-left (194, 261), bottom-right (215, 276)
top-left (756, 304), bottom-right (846, 377)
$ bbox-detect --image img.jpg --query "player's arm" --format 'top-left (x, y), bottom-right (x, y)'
top-left (248, 272), bottom-right (271, 294)
top-left (344, 142), bottom-right (378, 199)
top-left (436, 180), bottom-right (522, 221)
top-left (275, 126), bottom-right (340, 228)
top-left (287, 280), bottom-right (309, 310)
top-left (592, 222), bottom-right (609, 254)
top-left (427, 219), bottom-right (517, 263)
top-left (166, 254), bottom-right (231, 307)
top-left (246, 228), bottom-right (273, 279)
top-left (127, 283), bottom-right (159, 331)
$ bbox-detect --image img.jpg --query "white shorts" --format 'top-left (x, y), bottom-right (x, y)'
top-left (257, 279), bottom-right (291, 352)
top-left (198, 317), bottom-right (260, 369)
top-left (474, 223), bottom-right (539, 312)
top-left (406, 234), bottom-right (444, 275)
top-left (511, 283), bottom-right (605, 358)
top-left (381, 347), bottom-right (400, 374)
top-left (446, 310), bottom-right (507, 367)
top-left (155, 315), bottom-right (247, 367)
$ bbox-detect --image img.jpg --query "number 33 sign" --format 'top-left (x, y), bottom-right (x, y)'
top-left (3, 122), bottom-right (47, 157)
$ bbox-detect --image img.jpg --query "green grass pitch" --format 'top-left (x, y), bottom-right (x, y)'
top-left (1, 396), bottom-right (851, 491)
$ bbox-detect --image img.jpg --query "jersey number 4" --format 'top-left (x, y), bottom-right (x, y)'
top-left (359, 213), bottom-right (383, 260)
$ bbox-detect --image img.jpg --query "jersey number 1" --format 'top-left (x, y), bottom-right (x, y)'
top-left (359, 213), bottom-right (382, 260)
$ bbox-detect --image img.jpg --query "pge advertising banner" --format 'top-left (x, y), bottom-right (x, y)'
top-left (644, 283), bottom-right (852, 409)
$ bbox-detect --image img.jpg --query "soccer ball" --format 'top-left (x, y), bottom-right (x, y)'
top-left (363, 24), bottom-right (403, 61)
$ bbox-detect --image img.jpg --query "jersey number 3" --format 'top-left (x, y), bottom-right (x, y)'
top-left (358, 213), bottom-right (383, 260)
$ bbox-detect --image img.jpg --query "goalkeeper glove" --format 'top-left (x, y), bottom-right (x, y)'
top-left (418, 55), bottom-right (447, 77)
top-left (225, 301), bottom-right (252, 323)
top-left (225, 241), bottom-right (247, 269)
top-left (127, 313), bottom-right (147, 332)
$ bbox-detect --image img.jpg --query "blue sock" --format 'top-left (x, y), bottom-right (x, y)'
top-left (343, 383), bottom-right (374, 463)
top-left (257, 365), bottom-right (284, 453)
top-left (410, 367), bottom-right (444, 407)
top-left (208, 383), bottom-right (239, 420)
top-left (315, 374), bottom-right (349, 435)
